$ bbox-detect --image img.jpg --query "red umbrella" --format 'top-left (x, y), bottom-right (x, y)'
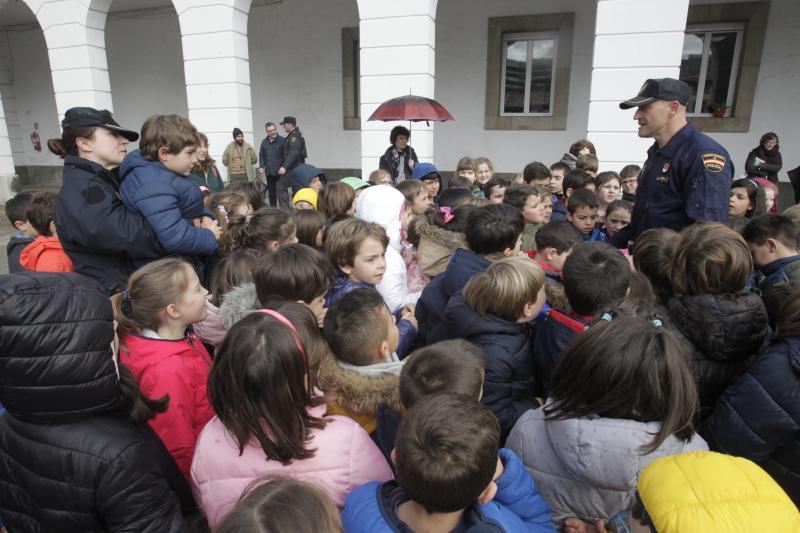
top-left (367, 95), bottom-right (454, 126)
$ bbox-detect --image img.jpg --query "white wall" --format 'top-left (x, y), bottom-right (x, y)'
top-left (706, 0), bottom-right (800, 178)
top-left (0, 28), bottom-right (61, 167)
top-left (105, 8), bottom-right (188, 151)
top-left (434, 0), bottom-right (597, 174)
top-left (247, 0), bottom-right (360, 169)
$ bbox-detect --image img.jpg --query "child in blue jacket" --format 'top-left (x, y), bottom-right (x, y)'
top-left (341, 394), bottom-right (555, 533)
top-left (119, 115), bottom-right (219, 262)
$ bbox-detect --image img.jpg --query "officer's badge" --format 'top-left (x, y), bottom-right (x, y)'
top-left (701, 153), bottom-right (726, 172)
top-left (662, 163), bottom-right (670, 173)
top-left (656, 176), bottom-right (668, 183)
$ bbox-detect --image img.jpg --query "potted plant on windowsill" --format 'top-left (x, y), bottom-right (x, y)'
top-left (711, 102), bottom-right (728, 118)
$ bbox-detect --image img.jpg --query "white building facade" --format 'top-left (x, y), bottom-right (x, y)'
top-left (0, 0), bottom-right (796, 201)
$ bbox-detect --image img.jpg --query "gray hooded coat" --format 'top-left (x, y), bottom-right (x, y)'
top-left (506, 405), bottom-right (708, 526)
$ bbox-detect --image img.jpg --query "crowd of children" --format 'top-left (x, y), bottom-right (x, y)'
top-left (2, 108), bottom-right (800, 533)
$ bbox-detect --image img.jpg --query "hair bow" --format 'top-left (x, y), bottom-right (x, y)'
top-left (439, 206), bottom-right (454, 223)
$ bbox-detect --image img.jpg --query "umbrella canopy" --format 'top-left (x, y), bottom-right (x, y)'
top-left (367, 95), bottom-right (454, 123)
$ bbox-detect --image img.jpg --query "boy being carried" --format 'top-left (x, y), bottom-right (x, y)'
top-left (416, 204), bottom-right (525, 346)
top-left (341, 394), bottom-right (555, 533)
top-left (320, 288), bottom-right (405, 435)
top-left (528, 220), bottom-right (583, 311)
top-left (533, 242), bottom-right (630, 397)
top-left (742, 214), bottom-right (800, 292)
top-left (120, 114), bottom-right (220, 264)
top-left (19, 192), bottom-right (74, 272)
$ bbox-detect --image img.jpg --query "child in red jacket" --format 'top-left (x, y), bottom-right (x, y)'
top-left (112, 257), bottom-right (214, 481)
top-left (19, 192), bottom-right (73, 272)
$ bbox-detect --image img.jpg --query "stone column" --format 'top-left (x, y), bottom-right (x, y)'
top-left (25, 0), bottom-right (113, 118)
top-left (0, 2), bottom-right (16, 202)
top-left (172, 0), bottom-right (253, 182)
top-left (586, 0), bottom-right (690, 170)
top-left (357, 0), bottom-right (438, 177)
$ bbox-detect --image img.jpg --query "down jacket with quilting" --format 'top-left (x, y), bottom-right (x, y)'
top-left (666, 293), bottom-right (769, 419)
top-left (701, 335), bottom-right (800, 505)
top-left (0, 272), bottom-right (189, 532)
top-left (119, 149), bottom-right (217, 257)
top-left (507, 403), bottom-right (708, 527)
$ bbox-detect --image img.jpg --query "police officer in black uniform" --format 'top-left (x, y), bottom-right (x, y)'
top-left (610, 78), bottom-right (733, 247)
top-left (277, 116), bottom-right (307, 211)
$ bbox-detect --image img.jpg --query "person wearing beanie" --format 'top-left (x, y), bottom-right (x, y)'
top-left (292, 187), bottom-right (318, 210)
top-left (222, 127), bottom-right (257, 184)
top-left (411, 162), bottom-right (442, 205)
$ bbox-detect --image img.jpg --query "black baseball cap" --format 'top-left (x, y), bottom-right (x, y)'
top-left (279, 116), bottom-right (296, 125)
top-left (61, 107), bottom-right (139, 141)
top-left (619, 78), bottom-right (691, 109)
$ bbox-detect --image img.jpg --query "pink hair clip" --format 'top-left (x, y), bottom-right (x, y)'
top-left (254, 309), bottom-right (307, 365)
top-left (439, 206), bottom-right (454, 223)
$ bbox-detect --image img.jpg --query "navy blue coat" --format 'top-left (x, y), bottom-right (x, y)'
top-left (532, 309), bottom-right (590, 398)
top-left (119, 150), bottom-right (217, 257)
top-left (415, 248), bottom-right (491, 346)
top-left (446, 291), bottom-right (538, 438)
top-left (701, 335), bottom-right (800, 505)
top-left (258, 134), bottom-right (286, 176)
top-left (55, 155), bottom-right (164, 293)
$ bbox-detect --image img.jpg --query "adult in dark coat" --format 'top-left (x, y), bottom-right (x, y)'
top-left (0, 272), bottom-right (194, 532)
top-left (258, 121), bottom-right (286, 207)
top-left (701, 287), bottom-right (800, 505)
top-left (277, 116), bottom-right (307, 211)
top-left (379, 125), bottom-right (419, 184)
top-left (445, 290), bottom-right (538, 439)
top-left (745, 132), bottom-right (783, 185)
top-left (51, 107), bottom-right (163, 294)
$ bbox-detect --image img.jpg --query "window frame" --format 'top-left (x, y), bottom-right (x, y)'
top-left (683, 23), bottom-right (744, 118)
top-left (499, 31), bottom-right (559, 117)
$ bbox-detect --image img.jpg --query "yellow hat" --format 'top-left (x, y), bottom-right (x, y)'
top-left (292, 187), bottom-right (318, 209)
top-left (637, 452), bottom-right (800, 533)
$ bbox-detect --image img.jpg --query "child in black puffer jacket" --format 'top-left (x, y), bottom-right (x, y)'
top-left (667, 222), bottom-right (769, 420)
top-left (701, 285), bottom-right (800, 506)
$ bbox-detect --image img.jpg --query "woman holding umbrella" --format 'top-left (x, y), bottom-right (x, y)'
top-left (379, 125), bottom-right (418, 184)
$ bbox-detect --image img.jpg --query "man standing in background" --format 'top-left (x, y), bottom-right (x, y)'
top-left (222, 128), bottom-right (257, 184)
top-left (258, 122), bottom-right (286, 207)
top-left (277, 116), bottom-right (307, 210)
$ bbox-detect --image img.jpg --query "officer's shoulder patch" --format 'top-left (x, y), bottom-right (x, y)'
top-left (701, 153), bottom-right (726, 173)
top-left (289, 137), bottom-right (296, 142)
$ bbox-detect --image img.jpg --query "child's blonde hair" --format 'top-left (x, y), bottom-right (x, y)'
top-left (576, 153), bottom-right (599, 173)
top-left (463, 256), bottom-right (545, 321)
top-left (112, 258), bottom-right (193, 339)
top-left (368, 168), bottom-right (392, 185)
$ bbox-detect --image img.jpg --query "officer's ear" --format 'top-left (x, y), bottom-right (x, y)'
top-left (667, 100), bottom-right (682, 117)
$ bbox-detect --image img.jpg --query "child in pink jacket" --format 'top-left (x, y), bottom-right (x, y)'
top-left (190, 302), bottom-right (393, 528)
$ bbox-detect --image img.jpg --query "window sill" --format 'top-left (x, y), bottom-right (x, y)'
top-left (688, 115), bottom-right (751, 133)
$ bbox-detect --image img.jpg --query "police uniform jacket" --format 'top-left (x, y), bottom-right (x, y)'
top-left (282, 127), bottom-right (307, 174)
top-left (622, 122), bottom-right (733, 243)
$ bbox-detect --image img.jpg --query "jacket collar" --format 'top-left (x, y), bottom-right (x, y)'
top-left (760, 255), bottom-right (800, 276)
top-left (652, 122), bottom-right (696, 159)
top-left (64, 154), bottom-right (121, 188)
